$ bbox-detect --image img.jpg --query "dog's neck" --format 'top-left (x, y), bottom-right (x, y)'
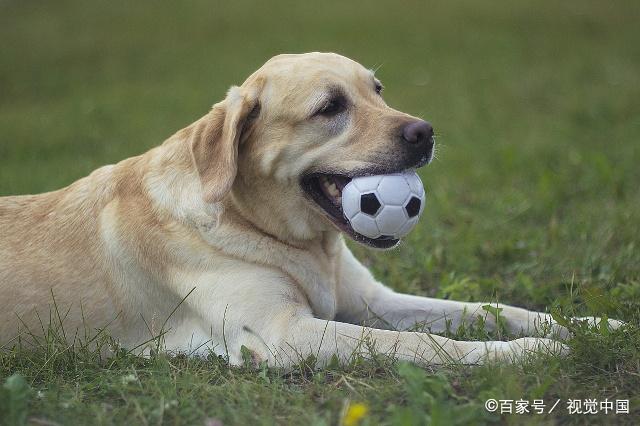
top-left (203, 200), bottom-right (343, 320)
top-left (229, 171), bottom-right (335, 246)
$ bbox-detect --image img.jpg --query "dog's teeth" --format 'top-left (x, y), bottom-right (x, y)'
top-left (321, 178), bottom-right (341, 199)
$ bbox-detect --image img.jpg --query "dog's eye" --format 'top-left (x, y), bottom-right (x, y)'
top-left (316, 97), bottom-right (346, 117)
top-left (375, 82), bottom-right (383, 95)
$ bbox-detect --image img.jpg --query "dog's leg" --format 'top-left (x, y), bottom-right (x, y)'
top-left (165, 262), bottom-right (564, 368)
top-left (336, 245), bottom-right (622, 338)
top-left (270, 317), bottom-right (566, 368)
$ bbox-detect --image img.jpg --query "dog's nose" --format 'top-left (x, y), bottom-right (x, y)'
top-left (402, 120), bottom-right (434, 146)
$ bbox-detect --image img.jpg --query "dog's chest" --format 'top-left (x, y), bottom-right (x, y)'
top-left (290, 246), bottom-right (339, 320)
top-left (288, 234), bottom-right (346, 320)
top-left (201, 221), bottom-right (342, 320)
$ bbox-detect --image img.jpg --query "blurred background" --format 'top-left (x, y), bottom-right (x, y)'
top-left (1, 0), bottom-right (639, 312)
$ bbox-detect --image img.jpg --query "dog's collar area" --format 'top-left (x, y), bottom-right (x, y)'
top-left (301, 173), bottom-right (400, 249)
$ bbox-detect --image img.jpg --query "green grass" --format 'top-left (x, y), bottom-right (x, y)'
top-left (1, 0), bottom-right (640, 424)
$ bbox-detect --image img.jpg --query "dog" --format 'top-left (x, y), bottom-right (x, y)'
top-left (0, 52), bottom-right (619, 367)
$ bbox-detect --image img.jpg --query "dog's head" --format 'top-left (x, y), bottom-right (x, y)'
top-left (190, 52), bottom-right (434, 249)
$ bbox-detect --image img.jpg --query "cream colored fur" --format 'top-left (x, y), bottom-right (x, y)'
top-left (0, 52), bottom-right (619, 367)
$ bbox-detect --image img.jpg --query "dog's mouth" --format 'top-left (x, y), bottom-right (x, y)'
top-left (301, 173), bottom-right (400, 249)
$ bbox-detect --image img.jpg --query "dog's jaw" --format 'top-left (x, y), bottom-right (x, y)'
top-left (300, 173), bottom-right (400, 250)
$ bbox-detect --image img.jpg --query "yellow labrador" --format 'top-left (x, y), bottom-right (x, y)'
top-left (0, 53), bottom-right (617, 367)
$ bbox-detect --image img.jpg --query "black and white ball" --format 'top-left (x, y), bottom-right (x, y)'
top-left (341, 172), bottom-right (426, 239)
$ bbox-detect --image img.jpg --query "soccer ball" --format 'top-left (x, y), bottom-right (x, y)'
top-left (342, 172), bottom-right (425, 239)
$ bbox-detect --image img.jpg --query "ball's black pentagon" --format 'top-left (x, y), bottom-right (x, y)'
top-left (360, 192), bottom-right (381, 216)
top-left (405, 196), bottom-right (421, 218)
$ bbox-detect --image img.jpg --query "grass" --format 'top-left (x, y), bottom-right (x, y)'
top-left (1, 0), bottom-right (639, 424)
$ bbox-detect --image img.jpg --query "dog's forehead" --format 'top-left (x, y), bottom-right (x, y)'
top-left (247, 52), bottom-right (375, 92)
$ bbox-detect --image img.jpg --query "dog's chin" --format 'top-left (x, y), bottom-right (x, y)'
top-left (300, 173), bottom-right (400, 250)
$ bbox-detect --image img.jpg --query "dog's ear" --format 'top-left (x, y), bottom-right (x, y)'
top-left (190, 83), bottom-right (262, 203)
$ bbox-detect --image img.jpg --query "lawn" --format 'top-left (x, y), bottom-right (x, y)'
top-left (1, 0), bottom-right (639, 424)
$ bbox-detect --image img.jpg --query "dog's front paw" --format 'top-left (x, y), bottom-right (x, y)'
top-left (538, 315), bottom-right (625, 339)
top-left (511, 337), bottom-right (569, 355)
top-left (478, 337), bottom-right (568, 364)
top-left (507, 337), bottom-right (569, 359)
top-left (575, 316), bottom-right (625, 331)
top-left (557, 316), bottom-right (624, 339)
